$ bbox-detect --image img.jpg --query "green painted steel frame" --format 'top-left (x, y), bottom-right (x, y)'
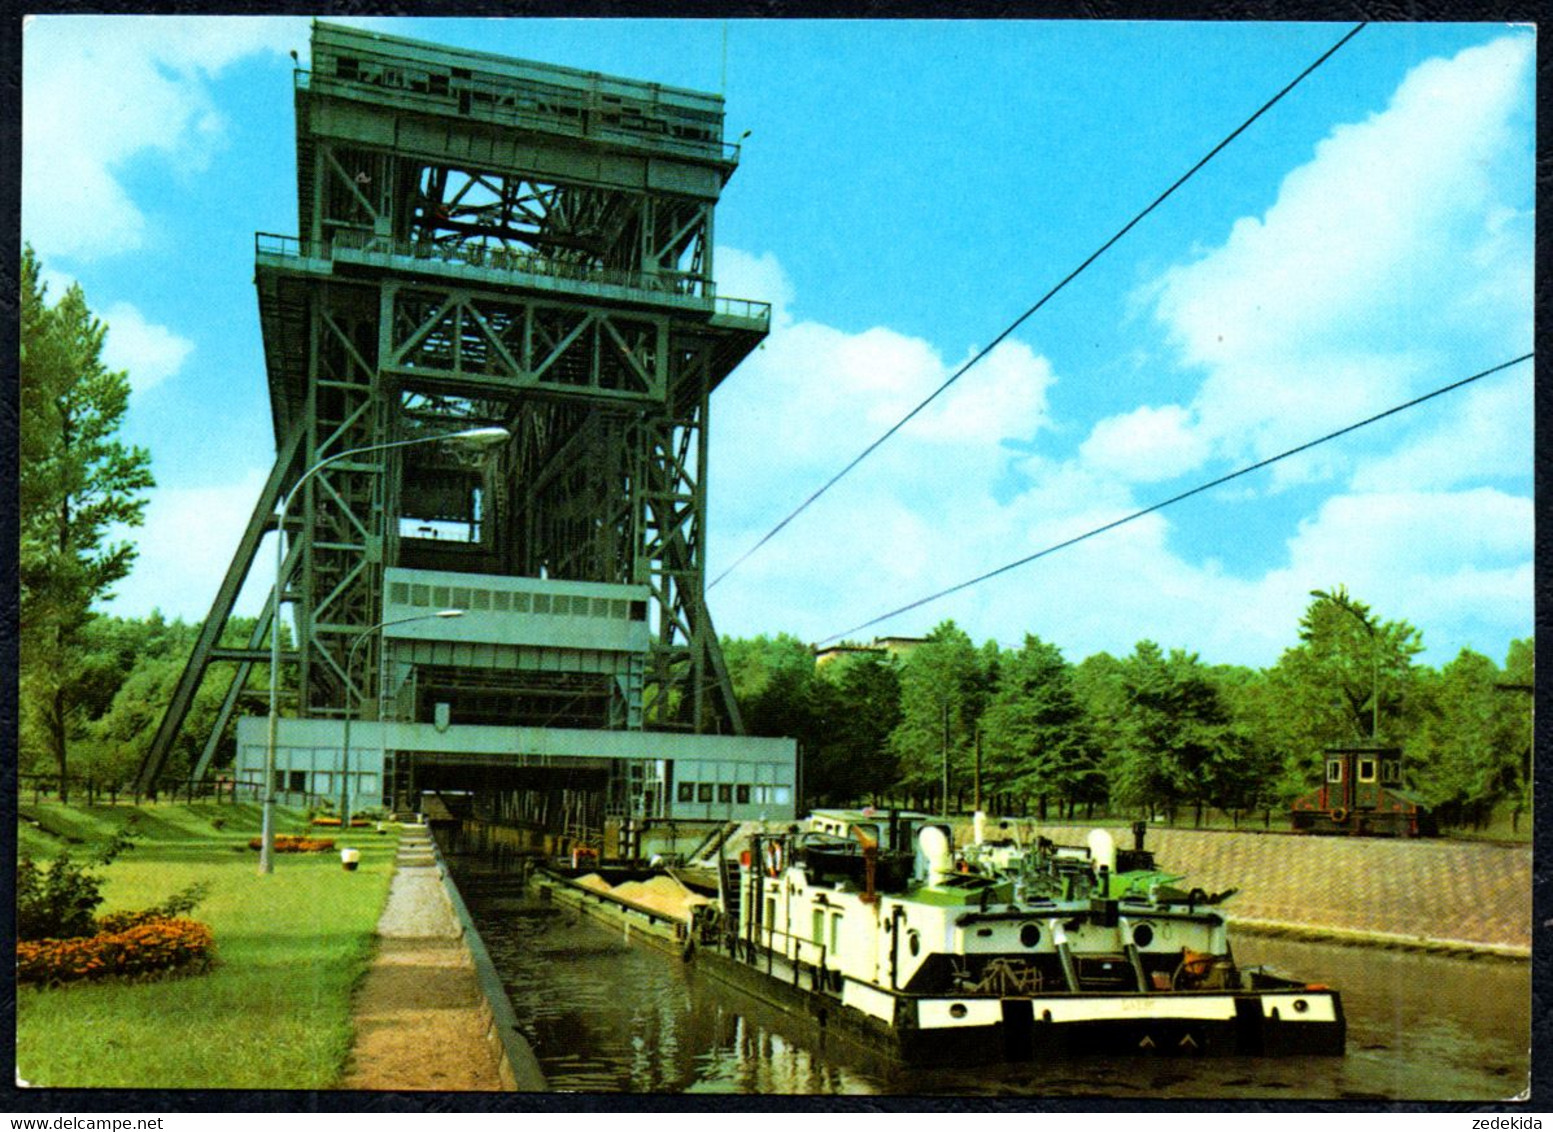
top-left (143, 23), bottom-right (766, 789)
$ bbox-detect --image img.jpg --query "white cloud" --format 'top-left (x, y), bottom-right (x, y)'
top-left (103, 467), bottom-right (275, 621)
top-left (22, 15), bottom-right (305, 260)
top-left (1148, 34), bottom-right (1534, 478)
top-left (1078, 403), bottom-right (1209, 483)
top-left (101, 302), bottom-right (195, 396)
top-left (1349, 373), bottom-right (1533, 493)
top-left (716, 246), bottom-right (796, 331)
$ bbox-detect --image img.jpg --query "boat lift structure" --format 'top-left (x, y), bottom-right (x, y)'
top-left (135, 21), bottom-right (796, 829)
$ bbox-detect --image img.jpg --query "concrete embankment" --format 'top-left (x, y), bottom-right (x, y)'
top-left (343, 823), bottom-right (545, 1091)
top-left (1019, 822), bottom-right (1531, 958)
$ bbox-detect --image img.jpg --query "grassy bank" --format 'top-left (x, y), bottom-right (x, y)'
top-left (16, 802), bottom-right (398, 1089)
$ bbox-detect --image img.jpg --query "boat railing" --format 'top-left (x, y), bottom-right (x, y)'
top-left (758, 922), bottom-right (829, 975)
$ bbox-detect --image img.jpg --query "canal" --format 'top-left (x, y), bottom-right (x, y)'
top-left (446, 854), bottom-right (1530, 1099)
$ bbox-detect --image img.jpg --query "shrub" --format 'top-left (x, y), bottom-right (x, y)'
top-left (247, 835), bottom-right (336, 853)
top-left (17, 852), bottom-right (109, 940)
top-left (18, 917), bottom-right (215, 985)
top-left (16, 820), bottom-right (145, 940)
top-left (95, 883), bottom-right (210, 934)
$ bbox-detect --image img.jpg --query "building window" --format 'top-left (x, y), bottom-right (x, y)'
top-left (534, 594), bottom-right (551, 614)
top-left (677, 782), bottom-right (694, 803)
top-left (1382, 761), bottom-right (1401, 784)
top-left (773, 786), bottom-right (792, 805)
top-left (698, 783), bottom-right (713, 803)
top-left (1326, 760), bottom-right (1343, 784)
top-left (1358, 759), bottom-right (1377, 783)
top-left (830, 912), bottom-right (842, 953)
top-left (812, 908), bottom-right (825, 947)
top-left (411, 584), bottom-right (430, 607)
top-left (718, 784), bottom-right (733, 804)
top-left (493, 590), bottom-right (510, 612)
top-left (288, 770), bottom-right (306, 793)
top-left (389, 582), bottom-right (410, 604)
top-left (736, 784), bottom-right (751, 805)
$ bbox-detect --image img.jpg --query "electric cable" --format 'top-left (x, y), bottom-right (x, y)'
top-left (709, 21), bottom-right (1368, 591)
top-left (816, 352), bottom-right (1533, 646)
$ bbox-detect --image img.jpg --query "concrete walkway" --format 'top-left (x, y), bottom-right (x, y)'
top-left (341, 824), bottom-right (507, 1091)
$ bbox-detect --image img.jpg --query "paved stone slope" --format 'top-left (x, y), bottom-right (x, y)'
top-left (1024, 824), bottom-right (1530, 950)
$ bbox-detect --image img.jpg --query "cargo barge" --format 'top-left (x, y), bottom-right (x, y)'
top-left (537, 811), bottom-right (1345, 1063)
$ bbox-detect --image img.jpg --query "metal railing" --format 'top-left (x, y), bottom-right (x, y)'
top-left (256, 231), bottom-right (771, 327)
top-left (295, 67), bottom-right (741, 165)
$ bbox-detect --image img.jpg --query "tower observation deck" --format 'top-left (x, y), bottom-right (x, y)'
top-left (138, 22), bottom-right (796, 827)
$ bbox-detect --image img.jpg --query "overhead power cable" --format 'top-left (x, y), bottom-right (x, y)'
top-left (816, 352), bottom-right (1534, 646)
top-left (709, 21), bottom-right (1368, 592)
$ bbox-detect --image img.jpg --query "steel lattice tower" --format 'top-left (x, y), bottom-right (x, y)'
top-left (138, 23), bottom-right (776, 806)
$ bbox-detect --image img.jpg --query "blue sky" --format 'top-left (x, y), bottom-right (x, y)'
top-left (21, 16), bottom-right (1535, 669)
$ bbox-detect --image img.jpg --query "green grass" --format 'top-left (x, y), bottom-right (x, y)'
top-left (16, 801), bottom-right (400, 1089)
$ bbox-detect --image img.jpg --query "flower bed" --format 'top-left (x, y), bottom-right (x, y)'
top-left (246, 834), bottom-right (336, 853)
top-left (18, 916), bottom-right (215, 985)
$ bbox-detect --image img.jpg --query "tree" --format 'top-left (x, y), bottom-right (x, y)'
top-left (19, 247), bottom-right (154, 799)
top-left (1498, 637), bottom-right (1534, 833)
top-left (1268, 588), bottom-right (1423, 801)
top-left (816, 652), bottom-right (902, 806)
top-left (981, 634), bottom-right (1101, 818)
top-left (1409, 647), bottom-right (1527, 830)
top-left (1111, 641), bottom-right (1243, 825)
top-left (886, 621), bottom-right (988, 810)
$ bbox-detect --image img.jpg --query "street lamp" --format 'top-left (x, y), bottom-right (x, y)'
top-left (1310, 588), bottom-right (1380, 741)
top-left (339, 609), bottom-right (464, 832)
top-left (261, 424), bottom-right (508, 874)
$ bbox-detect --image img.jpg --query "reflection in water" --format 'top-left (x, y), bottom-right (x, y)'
top-left (451, 856), bottom-right (1530, 1099)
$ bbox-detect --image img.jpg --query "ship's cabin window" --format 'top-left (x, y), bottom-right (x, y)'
top-left (718, 784), bottom-right (733, 804)
top-left (764, 897), bottom-right (775, 931)
top-left (697, 783), bottom-right (713, 803)
top-left (830, 912), bottom-right (842, 953)
top-left (677, 782), bottom-right (694, 803)
top-left (812, 909), bottom-right (825, 947)
top-left (1358, 759), bottom-right (1377, 783)
top-left (736, 785), bottom-right (751, 804)
top-left (1326, 759), bottom-right (1344, 783)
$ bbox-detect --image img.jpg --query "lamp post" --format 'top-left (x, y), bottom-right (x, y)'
top-left (339, 609), bottom-right (464, 832)
top-left (1310, 588), bottom-right (1380, 741)
top-left (261, 424), bottom-right (508, 875)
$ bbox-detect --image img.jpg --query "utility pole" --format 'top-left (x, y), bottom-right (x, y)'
top-left (941, 700), bottom-right (950, 820)
top-left (974, 725), bottom-right (982, 813)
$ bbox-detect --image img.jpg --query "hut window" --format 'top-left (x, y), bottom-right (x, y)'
top-left (1326, 759), bottom-right (1343, 783)
top-left (1358, 759), bottom-right (1377, 783)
